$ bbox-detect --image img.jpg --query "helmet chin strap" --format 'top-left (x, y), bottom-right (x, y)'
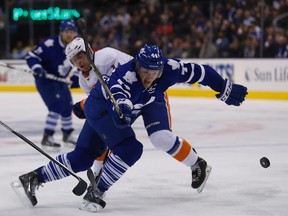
top-left (157, 69), bottom-right (163, 78)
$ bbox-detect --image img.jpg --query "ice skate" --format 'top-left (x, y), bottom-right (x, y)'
top-left (83, 169), bottom-right (101, 199)
top-left (11, 171), bottom-right (41, 207)
top-left (80, 168), bottom-right (105, 212)
top-left (79, 187), bottom-right (106, 212)
top-left (191, 157), bottom-right (212, 193)
top-left (62, 131), bottom-right (77, 147)
top-left (41, 134), bottom-right (61, 151)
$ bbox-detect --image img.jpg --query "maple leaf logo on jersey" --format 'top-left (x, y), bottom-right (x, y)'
top-left (44, 39), bottom-right (54, 47)
top-left (167, 59), bottom-right (180, 70)
top-left (123, 71), bottom-right (137, 84)
top-left (34, 46), bottom-right (43, 55)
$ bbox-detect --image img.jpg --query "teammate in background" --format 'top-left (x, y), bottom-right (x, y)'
top-left (25, 20), bottom-right (79, 150)
top-left (16, 44), bottom-right (247, 212)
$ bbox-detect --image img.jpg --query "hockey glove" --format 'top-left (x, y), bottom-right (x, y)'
top-left (216, 79), bottom-right (248, 106)
top-left (113, 99), bottom-right (132, 129)
top-left (33, 67), bottom-right (46, 78)
top-left (72, 99), bottom-right (86, 119)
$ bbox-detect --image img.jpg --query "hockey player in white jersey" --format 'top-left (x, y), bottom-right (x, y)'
top-left (65, 37), bottom-right (133, 96)
top-left (66, 37), bottom-right (133, 178)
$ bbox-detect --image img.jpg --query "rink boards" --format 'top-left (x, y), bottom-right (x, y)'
top-left (1, 59), bottom-right (288, 100)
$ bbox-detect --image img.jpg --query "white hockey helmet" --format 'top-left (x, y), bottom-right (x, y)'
top-left (65, 37), bottom-right (87, 66)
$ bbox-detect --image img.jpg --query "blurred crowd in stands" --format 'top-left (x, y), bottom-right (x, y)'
top-left (4, 0), bottom-right (288, 59)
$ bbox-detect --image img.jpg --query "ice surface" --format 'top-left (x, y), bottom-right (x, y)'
top-left (0, 92), bottom-right (288, 216)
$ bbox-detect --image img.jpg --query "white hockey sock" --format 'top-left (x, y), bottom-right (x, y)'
top-left (45, 111), bottom-right (60, 132)
top-left (61, 115), bottom-right (73, 132)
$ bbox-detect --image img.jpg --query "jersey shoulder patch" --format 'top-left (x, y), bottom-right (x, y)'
top-left (123, 71), bottom-right (137, 84)
top-left (44, 39), bottom-right (54, 47)
top-left (167, 59), bottom-right (180, 70)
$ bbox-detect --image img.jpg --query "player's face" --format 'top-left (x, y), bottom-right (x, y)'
top-left (60, 30), bottom-right (77, 45)
top-left (138, 67), bottom-right (160, 88)
top-left (71, 52), bottom-right (91, 72)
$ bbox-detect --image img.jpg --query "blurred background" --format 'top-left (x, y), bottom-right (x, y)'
top-left (1, 0), bottom-right (288, 59)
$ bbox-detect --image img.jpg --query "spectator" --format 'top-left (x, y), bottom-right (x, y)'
top-left (11, 40), bottom-right (27, 59)
top-left (156, 14), bottom-right (174, 36)
top-left (215, 31), bottom-right (230, 57)
top-left (199, 35), bottom-right (219, 58)
top-left (228, 38), bottom-right (243, 58)
top-left (263, 34), bottom-right (276, 57)
top-left (243, 37), bottom-right (260, 58)
top-left (275, 34), bottom-right (288, 57)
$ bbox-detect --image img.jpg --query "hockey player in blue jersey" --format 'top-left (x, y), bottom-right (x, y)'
top-left (17, 44), bottom-right (247, 212)
top-left (25, 20), bottom-right (78, 150)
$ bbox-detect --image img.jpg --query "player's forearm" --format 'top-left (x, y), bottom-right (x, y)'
top-left (198, 64), bottom-right (224, 92)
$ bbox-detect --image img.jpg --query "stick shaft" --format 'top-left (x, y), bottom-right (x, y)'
top-left (0, 121), bottom-right (81, 181)
top-left (77, 19), bottom-right (123, 118)
top-left (0, 61), bottom-right (71, 84)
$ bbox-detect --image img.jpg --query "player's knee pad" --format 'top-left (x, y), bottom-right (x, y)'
top-left (149, 130), bottom-right (177, 152)
top-left (67, 147), bottom-right (105, 172)
top-left (113, 137), bottom-right (143, 166)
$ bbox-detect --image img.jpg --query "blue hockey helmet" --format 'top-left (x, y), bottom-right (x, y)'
top-left (135, 44), bottom-right (164, 71)
top-left (59, 20), bottom-right (77, 32)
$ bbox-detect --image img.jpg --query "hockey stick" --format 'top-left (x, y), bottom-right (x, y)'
top-left (76, 18), bottom-right (123, 119)
top-left (0, 121), bottom-right (87, 196)
top-left (0, 61), bottom-right (71, 84)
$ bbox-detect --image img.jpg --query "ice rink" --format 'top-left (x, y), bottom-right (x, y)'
top-left (0, 92), bottom-right (288, 216)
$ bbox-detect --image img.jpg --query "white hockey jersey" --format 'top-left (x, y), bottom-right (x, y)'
top-left (78, 47), bottom-right (133, 95)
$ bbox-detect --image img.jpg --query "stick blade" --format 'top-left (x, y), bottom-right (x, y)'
top-left (72, 178), bottom-right (87, 196)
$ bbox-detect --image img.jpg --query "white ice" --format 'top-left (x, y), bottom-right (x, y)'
top-left (0, 92), bottom-right (288, 216)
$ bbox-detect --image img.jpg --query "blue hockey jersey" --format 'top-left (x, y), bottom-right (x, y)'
top-left (25, 35), bottom-right (73, 78)
top-left (91, 58), bottom-right (225, 113)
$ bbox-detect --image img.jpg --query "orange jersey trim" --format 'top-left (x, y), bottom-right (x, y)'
top-left (80, 98), bottom-right (86, 110)
top-left (164, 91), bottom-right (172, 129)
top-left (96, 149), bottom-right (108, 161)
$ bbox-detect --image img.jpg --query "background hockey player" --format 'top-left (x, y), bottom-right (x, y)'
top-left (25, 20), bottom-right (79, 150)
top-left (16, 44), bottom-right (247, 212)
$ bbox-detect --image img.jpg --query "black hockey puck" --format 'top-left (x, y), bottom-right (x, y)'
top-left (260, 157), bottom-right (270, 168)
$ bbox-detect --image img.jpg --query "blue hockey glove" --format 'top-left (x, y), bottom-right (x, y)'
top-left (216, 79), bottom-right (248, 106)
top-left (72, 100), bottom-right (86, 119)
top-left (33, 67), bottom-right (46, 77)
top-left (70, 75), bottom-right (80, 88)
top-left (113, 99), bottom-right (132, 129)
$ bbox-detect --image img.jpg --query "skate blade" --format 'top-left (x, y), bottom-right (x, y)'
top-left (197, 165), bottom-right (212, 193)
top-left (79, 200), bottom-right (103, 212)
top-left (10, 180), bottom-right (33, 207)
